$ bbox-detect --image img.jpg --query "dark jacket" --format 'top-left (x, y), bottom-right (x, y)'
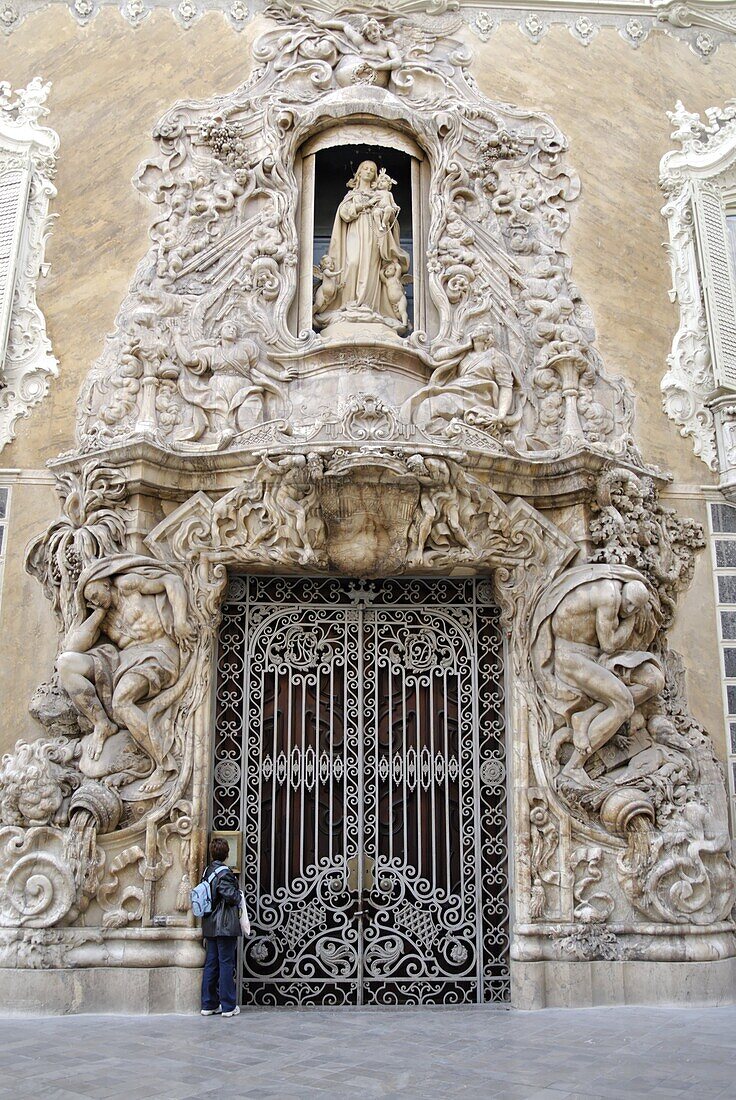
top-left (201, 861), bottom-right (242, 939)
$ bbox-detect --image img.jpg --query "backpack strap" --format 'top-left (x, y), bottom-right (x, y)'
top-left (206, 864), bottom-right (230, 883)
top-left (204, 864), bottom-right (230, 896)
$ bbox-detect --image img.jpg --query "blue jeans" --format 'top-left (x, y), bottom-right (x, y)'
top-left (201, 936), bottom-right (238, 1013)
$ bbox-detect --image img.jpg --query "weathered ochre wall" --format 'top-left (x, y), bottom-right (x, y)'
top-left (0, 11), bottom-right (733, 759)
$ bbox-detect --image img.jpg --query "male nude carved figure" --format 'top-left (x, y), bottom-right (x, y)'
top-left (57, 559), bottom-right (192, 794)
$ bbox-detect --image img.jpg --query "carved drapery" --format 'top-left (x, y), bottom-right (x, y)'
top-left (2, 450), bottom-right (733, 967)
top-left (0, 2), bottom-right (734, 974)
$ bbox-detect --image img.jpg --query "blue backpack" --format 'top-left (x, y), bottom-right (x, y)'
top-left (190, 864), bottom-right (229, 917)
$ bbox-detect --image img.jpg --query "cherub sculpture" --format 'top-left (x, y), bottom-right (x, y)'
top-left (313, 254), bottom-right (344, 315)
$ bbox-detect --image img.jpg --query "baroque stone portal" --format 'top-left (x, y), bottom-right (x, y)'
top-left (0, 0), bottom-right (733, 998)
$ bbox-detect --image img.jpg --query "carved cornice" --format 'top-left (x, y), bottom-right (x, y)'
top-left (1, 0), bottom-right (735, 58)
top-left (47, 438), bottom-right (666, 510)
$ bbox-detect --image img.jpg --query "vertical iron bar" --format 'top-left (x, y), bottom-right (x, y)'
top-left (443, 669), bottom-right (451, 897)
top-left (402, 665), bottom-right (408, 869)
top-left (315, 664), bottom-right (320, 868)
top-left (270, 663), bottom-right (278, 895)
top-left (470, 581), bottom-right (484, 1003)
top-left (354, 603), bottom-right (365, 1006)
top-left (388, 627), bottom-right (393, 863)
top-left (300, 657), bottom-right (306, 878)
top-left (429, 667), bottom-right (437, 889)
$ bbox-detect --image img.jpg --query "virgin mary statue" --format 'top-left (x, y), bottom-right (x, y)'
top-left (313, 159), bottom-right (410, 332)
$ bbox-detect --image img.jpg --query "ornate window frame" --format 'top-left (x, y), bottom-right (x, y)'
top-left (0, 79), bottom-right (59, 451)
top-left (661, 100), bottom-right (736, 494)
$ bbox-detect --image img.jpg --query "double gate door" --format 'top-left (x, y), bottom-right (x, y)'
top-left (212, 576), bottom-right (509, 1006)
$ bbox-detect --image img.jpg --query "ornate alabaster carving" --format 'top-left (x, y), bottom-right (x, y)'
top-left (26, 461), bottom-right (130, 631)
top-left (660, 99), bottom-right (736, 490)
top-left (73, 0), bottom-right (638, 468)
top-left (2, 3), bottom-right (734, 977)
top-left (313, 159), bottom-right (410, 333)
top-left (589, 466), bottom-right (705, 627)
top-left (524, 469), bottom-right (735, 929)
top-left (570, 846), bottom-right (614, 923)
top-left (57, 556), bottom-right (197, 796)
top-left (7, 468), bottom-right (217, 932)
top-left (0, 78), bottom-right (59, 449)
top-left (4, 446), bottom-right (734, 959)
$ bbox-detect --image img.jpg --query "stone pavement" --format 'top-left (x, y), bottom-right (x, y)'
top-left (0, 1004), bottom-right (734, 1099)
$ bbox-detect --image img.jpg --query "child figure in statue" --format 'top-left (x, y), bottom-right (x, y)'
top-left (313, 253), bottom-right (343, 315)
top-left (313, 159), bottom-right (410, 331)
top-left (372, 168), bottom-right (400, 232)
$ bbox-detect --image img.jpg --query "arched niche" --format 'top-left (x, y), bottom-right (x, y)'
top-left (293, 121), bottom-right (433, 338)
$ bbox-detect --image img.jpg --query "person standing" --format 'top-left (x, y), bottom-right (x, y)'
top-left (200, 836), bottom-right (244, 1018)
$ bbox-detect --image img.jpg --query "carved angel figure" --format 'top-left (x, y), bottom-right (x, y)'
top-left (251, 454), bottom-right (325, 564)
top-left (406, 455), bottom-right (474, 563)
top-left (314, 160), bottom-right (410, 333)
top-left (284, 6), bottom-right (402, 87)
top-left (312, 254), bottom-right (343, 315)
top-left (403, 327), bottom-right (519, 432)
top-left (57, 557), bottom-right (196, 795)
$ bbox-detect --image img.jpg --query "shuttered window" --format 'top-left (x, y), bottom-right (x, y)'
top-left (692, 181), bottom-right (736, 390)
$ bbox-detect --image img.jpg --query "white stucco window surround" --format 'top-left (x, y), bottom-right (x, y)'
top-left (661, 100), bottom-right (736, 497)
top-left (0, 78), bottom-right (59, 451)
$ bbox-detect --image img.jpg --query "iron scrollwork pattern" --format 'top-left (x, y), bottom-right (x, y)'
top-left (211, 576), bottom-right (509, 1006)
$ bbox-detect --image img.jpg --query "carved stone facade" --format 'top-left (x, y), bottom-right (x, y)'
top-left (1, 0), bottom-right (735, 1012)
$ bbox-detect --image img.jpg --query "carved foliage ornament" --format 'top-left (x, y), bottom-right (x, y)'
top-left (0, 5), bottom-right (733, 966)
top-left (5, 450), bottom-right (733, 943)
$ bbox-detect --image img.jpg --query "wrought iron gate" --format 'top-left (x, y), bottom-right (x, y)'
top-left (212, 576), bottom-right (509, 1006)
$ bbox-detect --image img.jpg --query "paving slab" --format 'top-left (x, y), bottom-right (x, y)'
top-left (1, 1005), bottom-right (735, 1098)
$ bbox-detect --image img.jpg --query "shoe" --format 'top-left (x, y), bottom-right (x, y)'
top-left (200, 1007), bottom-right (221, 1016)
top-left (221, 1005), bottom-right (240, 1017)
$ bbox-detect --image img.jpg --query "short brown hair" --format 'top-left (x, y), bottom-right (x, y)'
top-left (209, 837), bottom-right (229, 863)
